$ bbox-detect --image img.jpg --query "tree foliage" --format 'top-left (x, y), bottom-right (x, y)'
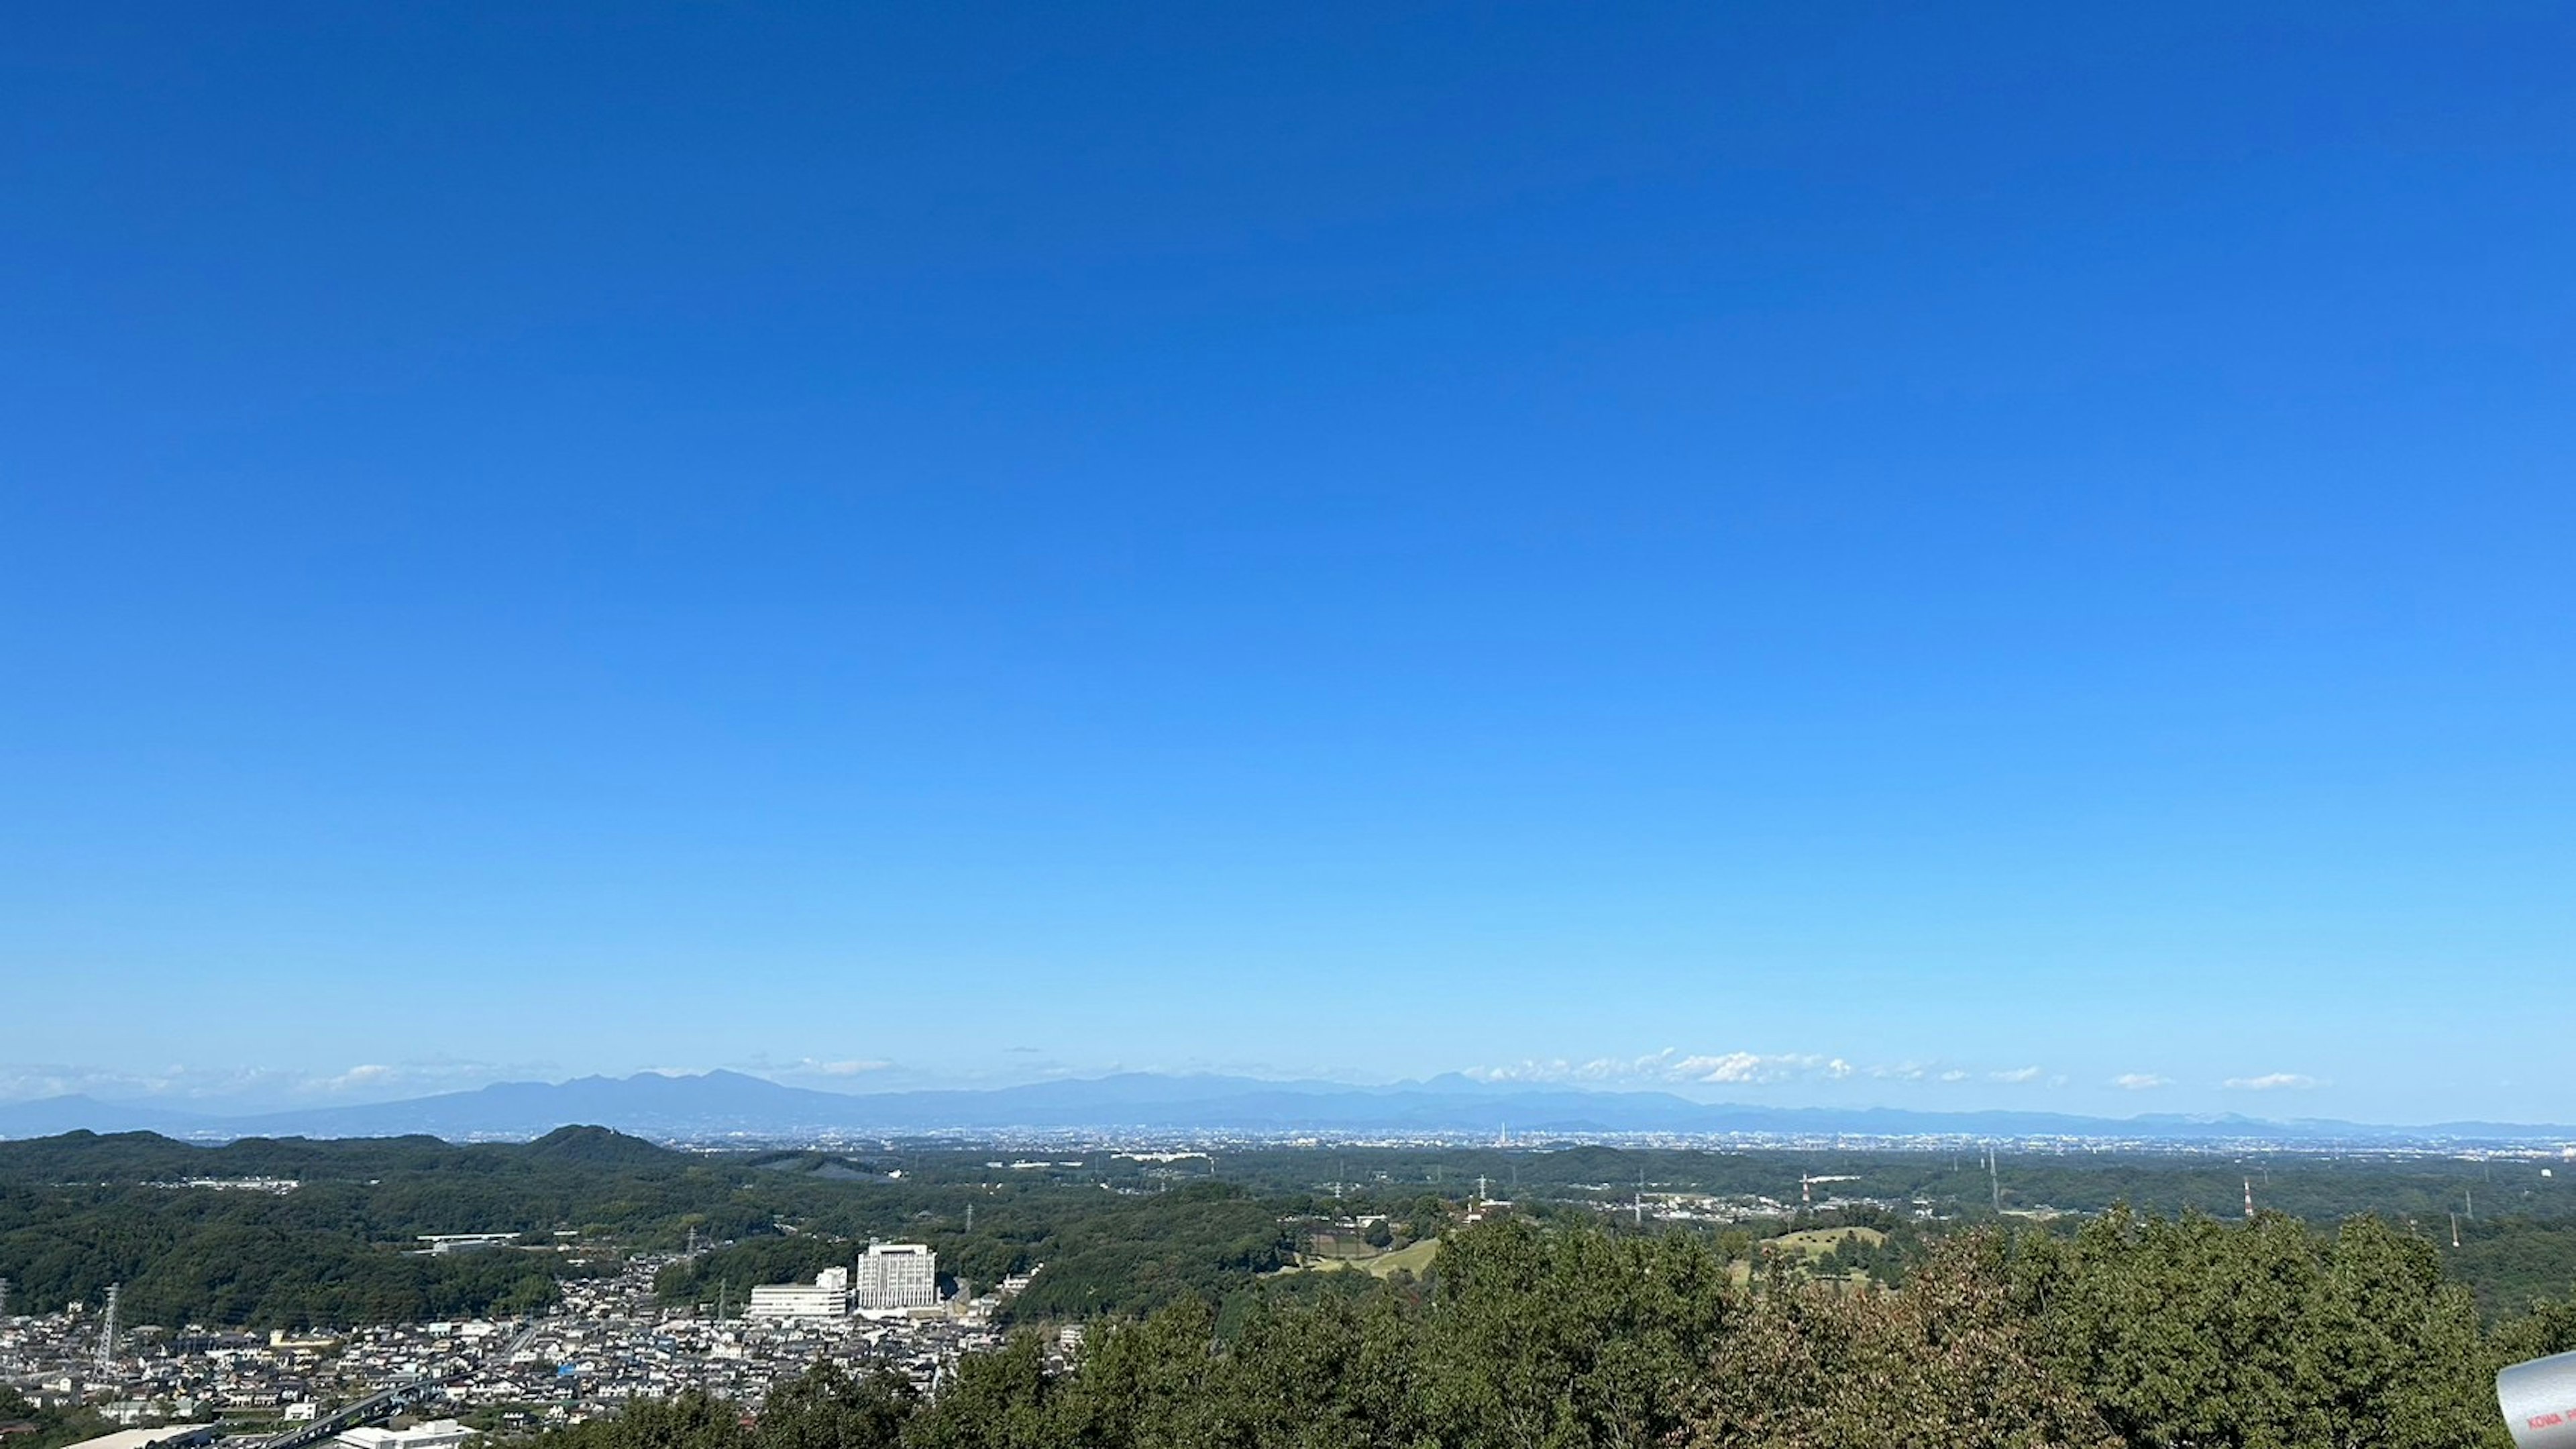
top-left (531, 1212), bottom-right (2551, 1449)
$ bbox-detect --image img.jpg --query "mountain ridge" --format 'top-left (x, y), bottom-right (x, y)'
top-left (4, 1070), bottom-right (2571, 1144)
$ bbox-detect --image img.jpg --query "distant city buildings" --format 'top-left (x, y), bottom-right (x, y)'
top-left (141, 1179), bottom-right (300, 1195)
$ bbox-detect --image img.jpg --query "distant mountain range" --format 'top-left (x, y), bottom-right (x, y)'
top-left (1, 1070), bottom-right (2568, 1145)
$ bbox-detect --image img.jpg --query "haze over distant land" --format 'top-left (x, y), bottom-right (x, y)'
top-left (0, 1052), bottom-right (2404, 1126)
top-left (4, 4), bottom-right (2571, 1124)
top-left (2, 1069), bottom-right (2570, 1146)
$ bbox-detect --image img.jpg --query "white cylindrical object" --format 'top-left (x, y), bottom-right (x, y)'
top-left (2500, 1352), bottom-right (2576, 1449)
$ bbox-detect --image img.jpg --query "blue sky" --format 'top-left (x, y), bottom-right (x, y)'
top-left (3, 2), bottom-right (2571, 1124)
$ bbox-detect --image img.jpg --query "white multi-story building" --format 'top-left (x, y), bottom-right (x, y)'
top-left (745, 1271), bottom-right (849, 1320)
top-left (417, 1234), bottom-right (518, 1256)
top-left (337, 1421), bottom-right (477, 1449)
top-left (853, 1243), bottom-right (937, 1311)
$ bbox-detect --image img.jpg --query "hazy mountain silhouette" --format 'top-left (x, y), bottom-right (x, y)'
top-left (3, 1071), bottom-right (2568, 1144)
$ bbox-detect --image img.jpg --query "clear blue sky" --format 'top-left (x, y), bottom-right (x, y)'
top-left (3, 2), bottom-right (2570, 1124)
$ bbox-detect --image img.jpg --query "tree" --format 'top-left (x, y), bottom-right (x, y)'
top-left (2287, 1216), bottom-right (2496, 1449)
top-left (527, 1392), bottom-right (748, 1449)
top-left (1693, 1233), bottom-right (2115, 1449)
top-left (755, 1362), bottom-right (915, 1449)
top-left (1414, 1219), bottom-right (1735, 1449)
top-left (901, 1334), bottom-right (1055, 1449)
top-left (2025, 1207), bottom-right (2503, 1449)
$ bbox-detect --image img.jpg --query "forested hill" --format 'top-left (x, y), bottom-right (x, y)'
top-left (0, 1124), bottom-right (684, 1179)
top-left (0, 1126), bottom-right (717, 1327)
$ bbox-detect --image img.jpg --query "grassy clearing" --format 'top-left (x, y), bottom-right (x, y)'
top-left (1727, 1258), bottom-right (1878, 1294)
top-left (1727, 1229), bottom-right (1888, 1291)
top-left (1288, 1238), bottom-right (1441, 1278)
top-left (1762, 1227), bottom-right (1886, 1257)
top-left (1305, 1232), bottom-right (1382, 1259)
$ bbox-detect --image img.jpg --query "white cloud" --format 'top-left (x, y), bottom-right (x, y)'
top-left (2112, 1073), bottom-right (2170, 1091)
top-left (0, 1059), bottom-right (549, 1108)
top-left (1673, 1052), bottom-right (1817, 1084)
top-left (2223, 1073), bottom-right (2319, 1091)
top-left (1464, 1049), bottom-right (2033, 1091)
top-left (1466, 1048), bottom-right (1849, 1087)
top-left (317, 1064), bottom-right (396, 1093)
top-left (812, 1059), bottom-right (892, 1077)
top-left (296, 1059), bottom-right (552, 1097)
top-left (1460, 1059), bottom-right (1580, 1084)
top-left (0, 1062), bottom-right (297, 1103)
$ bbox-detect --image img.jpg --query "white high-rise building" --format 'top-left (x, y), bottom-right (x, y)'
top-left (853, 1242), bottom-right (937, 1310)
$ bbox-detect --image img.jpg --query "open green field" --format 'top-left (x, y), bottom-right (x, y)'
top-left (1762, 1226), bottom-right (1886, 1257)
top-left (1290, 1238), bottom-right (1441, 1278)
top-left (1723, 1228), bottom-right (1889, 1289)
top-left (1303, 1232), bottom-right (1380, 1258)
